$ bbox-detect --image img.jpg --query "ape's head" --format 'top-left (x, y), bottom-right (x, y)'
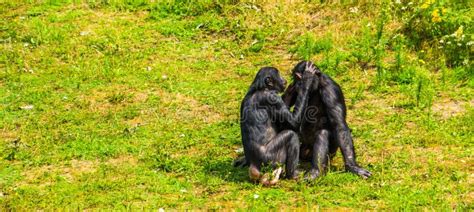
top-left (251, 67), bottom-right (287, 93)
top-left (291, 60), bottom-right (321, 81)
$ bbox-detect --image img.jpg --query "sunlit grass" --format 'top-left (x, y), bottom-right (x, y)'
top-left (0, 1), bottom-right (472, 210)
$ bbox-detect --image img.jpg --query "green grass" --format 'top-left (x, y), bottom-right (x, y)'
top-left (1, 1), bottom-right (473, 210)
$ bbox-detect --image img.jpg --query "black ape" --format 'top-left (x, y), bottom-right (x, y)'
top-left (240, 66), bottom-right (316, 185)
top-left (282, 61), bottom-right (371, 179)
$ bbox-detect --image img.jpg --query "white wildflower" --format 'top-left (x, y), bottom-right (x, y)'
top-left (253, 194), bottom-right (259, 199)
top-left (20, 105), bottom-right (34, 110)
top-left (158, 208), bottom-right (165, 212)
top-left (349, 7), bottom-right (358, 13)
top-left (395, 0), bottom-right (401, 4)
top-left (146, 66), bottom-right (152, 71)
top-left (439, 40), bottom-right (444, 43)
top-left (80, 31), bottom-right (90, 36)
top-left (161, 75), bottom-right (168, 80)
top-left (467, 41), bottom-right (474, 46)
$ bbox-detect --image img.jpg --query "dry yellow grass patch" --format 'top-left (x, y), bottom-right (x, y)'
top-left (157, 89), bottom-right (223, 124)
top-left (432, 99), bottom-right (473, 119)
top-left (19, 159), bottom-right (98, 186)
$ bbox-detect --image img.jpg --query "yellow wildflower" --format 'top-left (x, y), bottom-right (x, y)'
top-left (441, 7), bottom-right (447, 15)
top-left (431, 9), bottom-right (441, 23)
top-left (420, 0), bottom-right (434, 9)
top-left (453, 26), bottom-right (464, 38)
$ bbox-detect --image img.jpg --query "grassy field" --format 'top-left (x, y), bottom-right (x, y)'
top-left (1, 0), bottom-right (473, 210)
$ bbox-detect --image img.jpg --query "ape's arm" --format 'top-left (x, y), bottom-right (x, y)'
top-left (282, 82), bottom-right (297, 108)
top-left (268, 73), bottom-right (314, 131)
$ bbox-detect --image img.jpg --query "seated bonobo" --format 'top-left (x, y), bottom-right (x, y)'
top-left (282, 61), bottom-right (371, 180)
top-left (239, 64), bottom-right (317, 185)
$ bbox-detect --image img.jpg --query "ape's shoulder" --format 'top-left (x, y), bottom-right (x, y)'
top-left (320, 73), bottom-right (342, 90)
top-left (242, 90), bottom-right (282, 108)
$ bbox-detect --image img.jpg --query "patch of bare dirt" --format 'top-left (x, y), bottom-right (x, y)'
top-left (106, 155), bottom-right (138, 166)
top-left (432, 99), bottom-right (473, 119)
top-left (20, 159), bottom-right (98, 186)
top-left (19, 155), bottom-right (140, 186)
top-left (157, 89), bottom-right (223, 124)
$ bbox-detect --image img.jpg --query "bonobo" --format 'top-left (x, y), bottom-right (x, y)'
top-left (282, 61), bottom-right (371, 179)
top-left (240, 65), bottom-right (316, 185)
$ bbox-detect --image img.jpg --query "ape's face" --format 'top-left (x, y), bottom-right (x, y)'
top-left (259, 67), bottom-right (287, 93)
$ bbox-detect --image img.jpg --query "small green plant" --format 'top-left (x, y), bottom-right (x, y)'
top-left (4, 139), bottom-right (20, 161)
top-left (349, 20), bottom-right (374, 70)
top-left (248, 30), bottom-right (269, 53)
top-left (393, 34), bottom-right (406, 73)
top-left (412, 72), bottom-right (435, 109)
top-left (349, 8), bottom-right (390, 83)
top-left (107, 93), bottom-right (128, 104)
top-left (350, 85), bottom-right (366, 108)
top-left (374, 5), bottom-right (390, 85)
top-left (289, 33), bottom-right (332, 61)
top-left (148, 0), bottom-right (230, 19)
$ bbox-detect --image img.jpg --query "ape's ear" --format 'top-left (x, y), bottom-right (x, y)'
top-left (264, 77), bottom-right (273, 87)
top-left (295, 72), bottom-right (302, 79)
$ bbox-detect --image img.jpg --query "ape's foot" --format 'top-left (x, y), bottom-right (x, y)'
top-left (233, 156), bottom-right (248, 168)
top-left (304, 169), bottom-right (322, 180)
top-left (286, 169), bottom-right (303, 181)
top-left (346, 165), bottom-right (371, 179)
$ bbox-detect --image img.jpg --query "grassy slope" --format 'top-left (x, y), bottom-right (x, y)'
top-left (0, 1), bottom-right (473, 210)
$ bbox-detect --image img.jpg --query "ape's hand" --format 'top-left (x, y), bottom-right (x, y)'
top-left (304, 61), bottom-right (320, 76)
top-left (301, 61), bottom-right (320, 90)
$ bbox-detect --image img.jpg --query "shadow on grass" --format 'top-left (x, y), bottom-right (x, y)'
top-left (203, 157), bottom-right (250, 183)
top-left (203, 156), bottom-right (347, 184)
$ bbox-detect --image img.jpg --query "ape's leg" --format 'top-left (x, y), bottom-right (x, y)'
top-left (335, 128), bottom-right (371, 178)
top-left (263, 130), bottom-right (301, 179)
top-left (328, 132), bottom-right (338, 160)
top-left (305, 129), bottom-right (330, 180)
top-left (233, 133), bottom-right (303, 169)
top-left (319, 75), bottom-right (371, 179)
top-left (300, 143), bottom-right (312, 162)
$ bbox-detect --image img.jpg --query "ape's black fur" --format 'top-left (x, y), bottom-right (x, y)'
top-left (282, 61), bottom-right (371, 179)
top-left (240, 66), bottom-right (315, 182)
